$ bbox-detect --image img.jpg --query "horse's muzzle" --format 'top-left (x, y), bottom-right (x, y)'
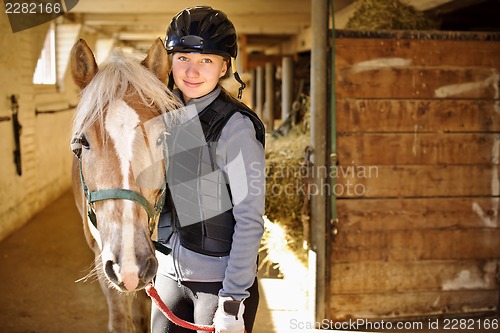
top-left (104, 255), bottom-right (158, 292)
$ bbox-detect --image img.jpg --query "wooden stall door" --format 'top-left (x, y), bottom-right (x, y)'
top-left (331, 31), bottom-right (500, 320)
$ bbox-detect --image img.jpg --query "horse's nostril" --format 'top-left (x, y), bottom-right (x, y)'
top-left (104, 260), bottom-right (119, 284)
top-left (141, 256), bottom-right (158, 283)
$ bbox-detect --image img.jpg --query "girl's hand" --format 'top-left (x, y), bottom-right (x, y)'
top-left (213, 296), bottom-right (245, 333)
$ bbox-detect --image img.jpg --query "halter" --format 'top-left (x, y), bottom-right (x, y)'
top-left (70, 133), bottom-right (169, 243)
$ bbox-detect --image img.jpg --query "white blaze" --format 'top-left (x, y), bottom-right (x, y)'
top-left (105, 99), bottom-right (140, 290)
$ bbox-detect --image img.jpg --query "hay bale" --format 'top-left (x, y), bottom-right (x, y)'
top-left (346, 0), bottom-right (439, 31)
top-left (265, 128), bottom-right (308, 228)
top-left (263, 95), bottom-right (311, 267)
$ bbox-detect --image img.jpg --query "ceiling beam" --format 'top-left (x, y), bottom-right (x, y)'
top-left (81, 13), bottom-right (309, 35)
top-left (71, 0), bottom-right (311, 15)
top-left (90, 24), bottom-right (303, 36)
top-left (82, 13), bottom-right (310, 26)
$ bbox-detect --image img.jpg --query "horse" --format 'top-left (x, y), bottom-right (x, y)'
top-left (69, 38), bottom-right (182, 332)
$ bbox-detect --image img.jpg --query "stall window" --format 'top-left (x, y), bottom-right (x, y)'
top-left (33, 23), bottom-right (56, 85)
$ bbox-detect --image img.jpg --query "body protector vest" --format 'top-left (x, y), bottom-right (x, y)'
top-left (162, 90), bottom-right (264, 257)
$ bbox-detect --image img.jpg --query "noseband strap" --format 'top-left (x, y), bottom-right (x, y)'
top-left (88, 189), bottom-right (158, 220)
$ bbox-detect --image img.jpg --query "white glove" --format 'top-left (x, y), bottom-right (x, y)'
top-left (213, 296), bottom-right (245, 333)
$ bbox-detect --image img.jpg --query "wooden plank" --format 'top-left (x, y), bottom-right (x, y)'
top-left (336, 67), bottom-right (499, 99)
top-left (330, 260), bottom-right (499, 294)
top-left (336, 99), bottom-right (500, 133)
top-left (331, 229), bottom-right (500, 262)
top-left (329, 290), bottom-right (498, 320)
top-left (337, 133), bottom-right (498, 165)
top-left (334, 165), bottom-right (497, 198)
top-left (336, 37), bottom-right (500, 68)
top-left (337, 197), bottom-right (500, 231)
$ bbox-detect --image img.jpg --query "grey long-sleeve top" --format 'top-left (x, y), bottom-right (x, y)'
top-left (156, 86), bottom-right (265, 301)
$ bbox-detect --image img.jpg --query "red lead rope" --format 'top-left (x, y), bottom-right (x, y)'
top-left (145, 284), bottom-right (215, 332)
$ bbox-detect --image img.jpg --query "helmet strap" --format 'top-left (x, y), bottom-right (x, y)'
top-left (231, 58), bottom-right (246, 99)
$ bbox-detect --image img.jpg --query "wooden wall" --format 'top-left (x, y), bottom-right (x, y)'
top-left (331, 31), bottom-right (500, 319)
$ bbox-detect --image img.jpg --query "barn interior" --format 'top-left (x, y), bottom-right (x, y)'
top-left (1, 0), bottom-right (499, 332)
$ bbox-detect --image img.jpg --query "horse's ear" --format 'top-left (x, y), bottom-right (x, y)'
top-left (142, 38), bottom-right (170, 83)
top-left (70, 39), bottom-right (98, 89)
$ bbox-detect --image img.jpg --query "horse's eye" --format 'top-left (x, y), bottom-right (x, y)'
top-left (156, 132), bottom-right (168, 147)
top-left (81, 135), bottom-right (90, 149)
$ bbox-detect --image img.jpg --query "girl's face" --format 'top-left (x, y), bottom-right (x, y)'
top-left (171, 52), bottom-right (228, 103)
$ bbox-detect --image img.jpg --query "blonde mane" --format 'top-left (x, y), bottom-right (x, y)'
top-left (72, 48), bottom-right (182, 136)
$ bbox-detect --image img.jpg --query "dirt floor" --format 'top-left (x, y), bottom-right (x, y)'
top-left (0, 191), bottom-right (108, 332)
top-left (0, 191), bottom-right (277, 333)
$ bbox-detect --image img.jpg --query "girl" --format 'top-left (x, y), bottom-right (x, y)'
top-left (152, 6), bottom-right (266, 333)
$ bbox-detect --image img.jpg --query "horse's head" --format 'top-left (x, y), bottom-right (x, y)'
top-left (70, 39), bottom-right (181, 292)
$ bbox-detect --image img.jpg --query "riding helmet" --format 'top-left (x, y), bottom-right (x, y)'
top-left (165, 6), bottom-right (237, 59)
